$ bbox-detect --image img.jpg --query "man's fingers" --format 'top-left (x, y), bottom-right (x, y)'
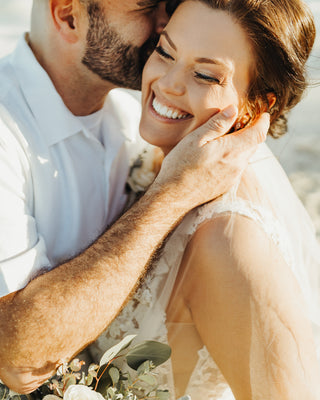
top-left (197, 105), bottom-right (238, 146)
top-left (231, 112), bottom-right (270, 146)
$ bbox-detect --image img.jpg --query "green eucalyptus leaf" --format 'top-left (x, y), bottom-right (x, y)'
top-left (108, 367), bottom-right (120, 386)
top-left (138, 374), bottom-right (157, 386)
top-left (86, 373), bottom-right (94, 386)
top-left (62, 375), bottom-right (77, 391)
top-left (127, 374), bottom-right (133, 386)
top-left (156, 390), bottom-right (170, 400)
top-left (69, 359), bottom-right (82, 372)
top-left (106, 387), bottom-right (116, 399)
top-left (96, 364), bottom-right (113, 397)
top-left (126, 341), bottom-right (171, 370)
top-left (99, 335), bottom-right (137, 367)
top-left (137, 360), bottom-right (152, 376)
top-left (0, 384), bottom-right (9, 400)
top-left (88, 364), bottom-right (99, 376)
top-left (78, 372), bottom-right (86, 385)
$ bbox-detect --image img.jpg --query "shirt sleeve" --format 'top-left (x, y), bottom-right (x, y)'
top-left (0, 119), bottom-right (51, 297)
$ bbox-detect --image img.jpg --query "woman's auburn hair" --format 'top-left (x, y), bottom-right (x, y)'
top-left (166, 0), bottom-right (316, 138)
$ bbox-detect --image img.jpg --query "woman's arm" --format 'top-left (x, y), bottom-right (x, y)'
top-left (175, 214), bottom-right (320, 400)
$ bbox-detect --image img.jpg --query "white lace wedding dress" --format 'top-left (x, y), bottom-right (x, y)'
top-left (89, 143), bottom-right (320, 399)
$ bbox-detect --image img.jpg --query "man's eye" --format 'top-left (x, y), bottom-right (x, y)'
top-left (138, 0), bottom-right (161, 13)
top-left (142, 5), bottom-right (157, 13)
top-left (155, 45), bottom-right (174, 60)
top-left (194, 72), bottom-right (220, 84)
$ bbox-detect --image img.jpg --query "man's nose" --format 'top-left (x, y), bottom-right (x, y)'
top-left (155, 1), bottom-right (170, 34)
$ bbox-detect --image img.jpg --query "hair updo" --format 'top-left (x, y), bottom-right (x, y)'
top-left (166, 0), bottom-right (316, 137)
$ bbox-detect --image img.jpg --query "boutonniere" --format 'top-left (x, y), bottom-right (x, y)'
top-left (127, 147), bottom-right (163, 194)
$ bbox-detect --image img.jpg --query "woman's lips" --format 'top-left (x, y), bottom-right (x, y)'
top-left (148, 92), bottom-right (193, 122)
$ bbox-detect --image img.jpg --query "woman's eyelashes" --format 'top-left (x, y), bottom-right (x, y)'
top-left (155, 45), bottom-right (174, 60)
top-left (155, 46), bottom-right (222, 85)
top-left (194, 71), bottom-right (221, 84)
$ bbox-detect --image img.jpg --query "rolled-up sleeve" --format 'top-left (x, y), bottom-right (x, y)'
top-left (0, 121), bottom-right (51, 297)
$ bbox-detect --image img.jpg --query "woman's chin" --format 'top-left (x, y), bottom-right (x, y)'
top-left (139, 118), bottom-right (183, 153)
top-left (139, 132), bottom-right (173, 154)
top-left (140, 122), bottom-right (167, 147)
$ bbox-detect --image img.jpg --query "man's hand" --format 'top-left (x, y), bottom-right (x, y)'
top-left (154, 105), bottom-right (270, 208)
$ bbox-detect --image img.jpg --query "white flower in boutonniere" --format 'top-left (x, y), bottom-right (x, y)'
top-left (127, 146), bottom-right (163, 193)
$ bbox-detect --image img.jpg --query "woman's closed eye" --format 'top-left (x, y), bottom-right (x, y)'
top-left (194, 72), bottom-right (221, 84)
top-left (155, 45), bottom-right (174, 61)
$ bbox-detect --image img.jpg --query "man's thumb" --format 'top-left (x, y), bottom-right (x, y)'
top-left (198, 104), bottom-right (238, 146)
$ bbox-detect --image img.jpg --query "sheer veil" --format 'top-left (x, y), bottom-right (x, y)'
top-left (243, 144), bottom-right (320, 362)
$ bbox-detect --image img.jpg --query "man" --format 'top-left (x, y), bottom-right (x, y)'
top-left (0, 0), bottom-right (269, 393)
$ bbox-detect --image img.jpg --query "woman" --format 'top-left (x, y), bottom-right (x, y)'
top-left (91, 0), bottom-right (320, 398)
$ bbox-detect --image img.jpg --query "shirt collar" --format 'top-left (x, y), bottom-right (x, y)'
top-left (10, 34), bottom-right (86, 146)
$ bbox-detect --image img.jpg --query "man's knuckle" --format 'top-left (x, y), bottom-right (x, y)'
top-left (207, 118), bottom-right (226, 132)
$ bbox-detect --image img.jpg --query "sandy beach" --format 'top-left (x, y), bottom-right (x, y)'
top-left (1, 0), bottom-right (320, 239)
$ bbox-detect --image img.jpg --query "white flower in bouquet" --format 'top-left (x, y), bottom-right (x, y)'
top-left (63, 385), bottom-right (105, 400)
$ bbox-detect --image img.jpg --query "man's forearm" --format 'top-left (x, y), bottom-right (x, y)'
top-left (0, 184), bottom-right (188, 393)
top-left (0, 107), bottom-right (269, 393)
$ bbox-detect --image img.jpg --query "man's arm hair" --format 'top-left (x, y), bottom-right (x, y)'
top-left (0, 108), bottom-right (269, 394)
top-left (0, 186), bottom-right (187, 394)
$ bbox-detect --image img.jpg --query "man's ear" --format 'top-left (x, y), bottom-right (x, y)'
top-left (50, 0), bottom-right (82, 43)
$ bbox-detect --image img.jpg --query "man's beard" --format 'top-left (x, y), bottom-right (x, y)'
top-left (82, 2), bottom-right (158, 90)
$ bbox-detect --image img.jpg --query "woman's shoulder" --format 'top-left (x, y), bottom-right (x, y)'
top-left (190, 212), bottom-right (271, 263)
top-left (183, 208), bottom-right (288, 289)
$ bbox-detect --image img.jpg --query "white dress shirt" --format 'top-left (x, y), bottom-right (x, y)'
top-left (0, 35), bottom-right (144, 296)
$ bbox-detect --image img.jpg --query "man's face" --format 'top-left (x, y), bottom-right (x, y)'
top-left (81, 0), bottom-right (168, 90)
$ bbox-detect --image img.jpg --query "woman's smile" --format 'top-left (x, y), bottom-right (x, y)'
top-left (149, 91), bottom-right (194, 122)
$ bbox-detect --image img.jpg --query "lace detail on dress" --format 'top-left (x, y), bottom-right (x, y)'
top-left (90, 188), bottom-right (296, 399)
top-left (185, 347), bottom-right (234, 400)
top-left (89, 228), bottom-right (179, 398)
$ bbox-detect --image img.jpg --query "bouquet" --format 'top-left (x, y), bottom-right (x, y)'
top-left (0, 335), bottom-right (173, 400)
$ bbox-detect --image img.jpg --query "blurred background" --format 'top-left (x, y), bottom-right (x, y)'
top-left (0, 0), bottom-right (319, 238)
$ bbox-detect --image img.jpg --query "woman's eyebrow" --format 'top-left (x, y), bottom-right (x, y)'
top-left (160, 31), bottom-right (177, 51)
top-left (195, 57), bottom-right (231, 68)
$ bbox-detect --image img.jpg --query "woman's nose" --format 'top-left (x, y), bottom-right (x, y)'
top-left (158, 65), bottom-right (186, 96)
top-left (155, 1), bottom-right (169, 34)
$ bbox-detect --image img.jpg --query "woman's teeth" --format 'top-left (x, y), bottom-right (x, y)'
top-left (152, 97), bottom-right (190, 120)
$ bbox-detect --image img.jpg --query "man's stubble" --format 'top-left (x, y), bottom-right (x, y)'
top-left (82, 1), bottom-right (158, 90)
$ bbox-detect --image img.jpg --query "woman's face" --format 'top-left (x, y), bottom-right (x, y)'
top-left (140, 0), bottom-right (254, 153)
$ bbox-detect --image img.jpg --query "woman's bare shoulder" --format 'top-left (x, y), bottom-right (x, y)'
top-left (182, 211), bottom-right (305, 325)
top-left (181, 211), bottom-right (293, 296)
top-left (188, 212), bottom-right (273, 267)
